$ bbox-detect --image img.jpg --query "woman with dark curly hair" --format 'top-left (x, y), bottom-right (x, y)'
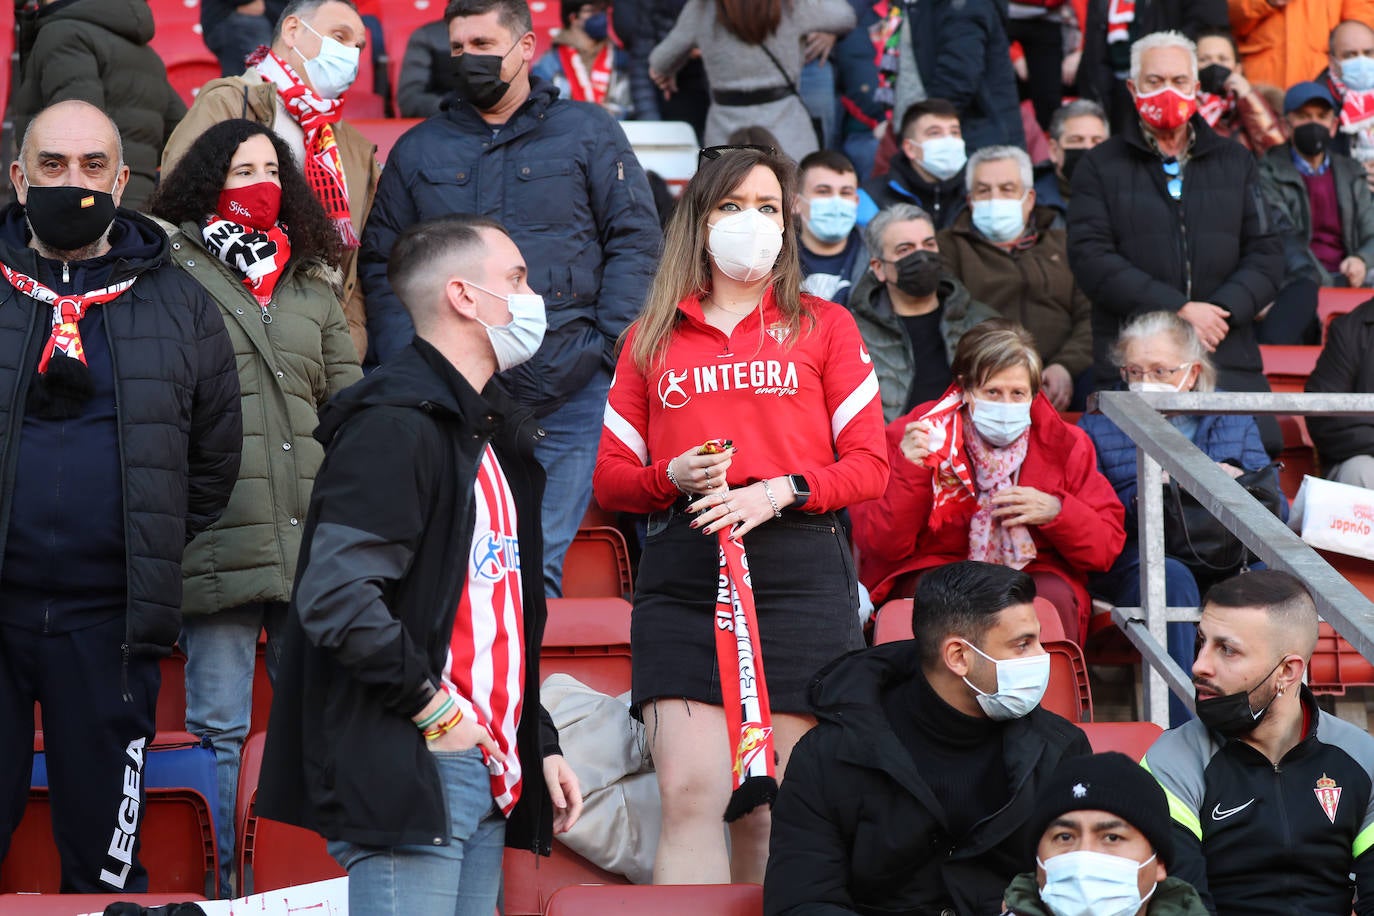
top-left (148, 118), bottom-right (360, 895)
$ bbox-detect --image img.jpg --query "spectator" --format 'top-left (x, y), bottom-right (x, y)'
top-left (533, 1), bottom-right (633, 119)
top-left (363, 0), bottom-right (659, 598)
top-left (1079, 311), bottom-right (1275, 725)
top-left (1078, 0), bottom-right (1227, 133)
top-left (614, 0), bottom-right (709, 137)
top-left (848, 202), bottom-right (998, 422)
top-left (1067, 30), bottom-right (1284, 456)
top-left (938, 145), bottom-right (1093, 412)
top-left (648, 0), bottom-right (855, 160)
top-left (1144, 570), bottom-right (1374, 916)
top-left (593, 147), bottom-right (887, 885)
top-left (1195, 28), bottom-right (1285, 155)
top-left (795, 149), bottom-right (868, 306)
top-left (1034, 99), bottom-right (1111, 228)
top-left (147, 119), bottom-right (362, 896)
top-left (0, 100), bottom-right (240, 893)
top-left (1306, 297), bottom-right (1374, 488)
top-left (764, 562), bottom-right (1092, 916)
top-left (858, 99), bottom-right (970, 229)
top-left (396, 19), bottom-right (457, 118)
top-left (201, 0), bottom-right (289, 77)
top-left (1002, 752), bottom-right (1211, 916)
top-left (831, 7), bottom-right (887, 180)
top-left (1319, 20), bottom-right (1374, 173)
top-left (10, 0), bottom-right (187, 213)
top-left (1007, 2), bottom-right (1072, 133)
top-left (727, 125), bottom-right (784, 149)
top-left (1259, 81), bottom-right (1374, 345)
top-left (852, 321), bottom-right (1125, 643)
top-left (257, 217), bottom-right (582, 916)
top-left (162, 0), bottom-right (379, 364)
top-left (1228, 0), bottom-right (1374, 94)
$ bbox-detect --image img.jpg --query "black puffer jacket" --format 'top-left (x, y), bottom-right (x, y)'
top-left (0, 206), bottom-right (241, 655)
top-left (1306, 299), bottom-right (1374, 467)
top-left (11, 0), bottom-right (187, 212)
top-left (1067, 113), bottom-right (1282, 385)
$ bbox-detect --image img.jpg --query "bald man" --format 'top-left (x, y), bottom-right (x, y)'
top-left (257, 216), bottom-right (581, 916)
top-left (0, 100), bottom-right (241, 892)
top-left (1144, 570), bottom-right (1374, 915)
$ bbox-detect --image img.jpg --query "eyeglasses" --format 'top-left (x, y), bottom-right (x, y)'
top-left (698, 144), bottom-right (777, 164)
top-left (1120, 363), bottom-right (1192, 382)
top-left (1162, 158), bottom-right (1182, 200)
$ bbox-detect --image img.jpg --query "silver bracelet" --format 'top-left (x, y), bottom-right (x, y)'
top-left (666, 461), bottom-right (684, 493)
top-left (761, 479), bottom-right (782, 518)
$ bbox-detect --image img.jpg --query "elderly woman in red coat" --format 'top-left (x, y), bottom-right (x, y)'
top-left (852, 320), bottom-right (1125, 643)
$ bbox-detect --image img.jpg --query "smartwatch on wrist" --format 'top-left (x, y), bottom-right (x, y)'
top-left (787, 474), bottom-right (810, 509)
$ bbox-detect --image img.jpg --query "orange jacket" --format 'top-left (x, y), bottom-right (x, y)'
top-left (1229, 0), bottom-right (1374, 90)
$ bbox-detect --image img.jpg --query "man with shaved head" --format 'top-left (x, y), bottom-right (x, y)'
top-left (258, 216), bottom-right (582, 915)
top-left (1144, 570), bottom-right (1374, 915)
top-left (0, 100), bottom-right (241, 891)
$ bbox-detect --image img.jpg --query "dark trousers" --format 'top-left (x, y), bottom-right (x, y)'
top-left (0, 615), bottom-right (159, 892)
top-left (1258, 277), bottom-right (1321, 346)
top-left (1007, 18), bottom-right (1064, 132)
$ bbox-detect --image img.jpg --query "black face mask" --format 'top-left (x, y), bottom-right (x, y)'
top-left (449, 44), bottom-right (519, 110)
top-left (1060, 147), bottom-right (1088, 183)
top-left (890, 249), bottom-right (942, 298)
top-left (1194, 658), bottom-right (1285, 738)
top-left (1198, 63), bottom-right (1232, 97)
top-left (1293, 121), bottom-right (1332, 159)
top-left (24, 183), bottom-right (116, 253)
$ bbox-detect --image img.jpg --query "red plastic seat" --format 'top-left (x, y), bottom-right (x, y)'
top-left (1318, 286), bottom-right (1371, 340)
top-left (350, 117), bottom-right (423, 165)
top-left (546, 882), bottom-right (763, 916)
top-left (542, 597), bottom-right (633, 695)
top-left (502, 845), bottom-right (631, 916)
top-left (1259, 344), bottom-right (1321, 394)
top-left (1277, 413), bottom-right (1318, 500)
top-left (563, 525), bottom-right (634, 600)
top-left (165, 58), bottom-right (221, 106)
top-left (0, 787), bottom-right (215, 896)
top-left (872, 598), bottom-right (914, 644)
top-left (0, 893), bottom-right (207, 914)
top-left (1078, 721), bottom-right (1163, 760)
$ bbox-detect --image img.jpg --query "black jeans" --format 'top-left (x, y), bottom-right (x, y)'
top-left (1259, 277), bottom-right (1321, 346)
top-left (1007, 17), bottom-right (1064, 132)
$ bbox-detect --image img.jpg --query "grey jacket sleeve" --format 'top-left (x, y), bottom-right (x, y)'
top-left (1143, 727), bottom-right (1218, 915)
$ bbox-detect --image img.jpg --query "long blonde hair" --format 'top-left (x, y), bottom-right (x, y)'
top-left (629, 148), bottom-right (809, 372)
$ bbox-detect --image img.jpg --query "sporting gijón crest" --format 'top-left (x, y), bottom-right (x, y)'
top-left (1315, 773), bottom-right (1342, 824)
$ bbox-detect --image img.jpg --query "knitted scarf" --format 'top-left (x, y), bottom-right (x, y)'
top-left (558, 44), bottom-right (613, 104)
top-left (920, 384), bottom-right (979, 531)
top-left (0, 263), bottom-right (135, 371)
top-left (202, 214), bottom-right (292, 312)
top-left (1198, 90), bottom-right (1234, 128)
top-left (249, 48), bottom-right (359, 248)
top-left (963, 426), bottom-right (1037, 569)
top-left (1329, 71), bottom-right (1374, 135)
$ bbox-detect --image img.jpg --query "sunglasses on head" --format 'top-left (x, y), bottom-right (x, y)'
top-left (698, 144), bottom-right (777, 164)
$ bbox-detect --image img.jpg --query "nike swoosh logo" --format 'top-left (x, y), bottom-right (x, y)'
top-left (859, 347), bottom-right (872, 364)
top-left (1211, 799), bottom-right (1255, 821)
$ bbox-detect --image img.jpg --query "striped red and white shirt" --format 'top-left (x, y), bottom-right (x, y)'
top-left (444, 445), bottom-right (526, 815)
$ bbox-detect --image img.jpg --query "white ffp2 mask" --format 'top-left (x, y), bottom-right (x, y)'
top-left (708, 209), bottom-right (783, 282)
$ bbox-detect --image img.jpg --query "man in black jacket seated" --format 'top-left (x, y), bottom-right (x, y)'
top-left (259, 216), bottom-right (582, 916)
top-left (0, 100), bottom-right (241, 893)
top-left (1306, 298), bottom-right (1374, 488)
top-left (764, 561), bottom-right (1091, 916)
top-left (1068, 29), bottom-right (1283, 456)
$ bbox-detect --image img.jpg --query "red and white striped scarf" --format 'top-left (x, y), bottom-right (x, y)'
top-left (1106, 0), bottom-right (1135, 47)
top-left (250, 48), bottom-right (359, 249)
top-left (202, 214), bottom-right (292, 309)
top-left (1329, 71), bottom-right (1374, 135)
top-left (919, 384), bottom-right (979, 531)
top-left (0, 264), bottom-right (136, 372)
top-left (1198, 91), bottom-right (1234, 128)
top-left (558, 44), bottom-right (613, 104)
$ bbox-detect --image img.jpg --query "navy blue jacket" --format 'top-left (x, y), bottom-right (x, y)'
top-left (360, 78), bottom-right (661, 412)
top-left (904, 0), bottom-right (1025, 152)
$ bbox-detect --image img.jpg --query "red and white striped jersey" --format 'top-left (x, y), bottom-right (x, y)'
top-left (443, 445), bottom-right (526, 815)
top-left (595, 289), bottom-right (888, 515)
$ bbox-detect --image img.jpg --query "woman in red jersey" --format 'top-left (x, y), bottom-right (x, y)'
top-left (594, 146), bottom-right (888, 885)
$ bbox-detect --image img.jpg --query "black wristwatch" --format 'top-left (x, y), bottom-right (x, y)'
top-left (787, 474), bottom-right (810, 509)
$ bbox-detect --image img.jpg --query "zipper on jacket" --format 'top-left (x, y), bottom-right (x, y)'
top-left (61, 261), bottom-right (69, 284)
top-left (120, 643), bottom-right (132, 702)
top-left (103, 311), bottom-right (137, 676)
top-left (617, 161), bottom-right (624, 181)
top-left (1175, 199), bottom-right (1192, 301)
top-left (1272, 762), bottom-right (1293, 899)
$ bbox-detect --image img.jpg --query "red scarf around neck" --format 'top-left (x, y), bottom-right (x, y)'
top-left (0, 264), bottom-right (136, 371)
top-left (559, 44), bottom-right (613, 104)
top-left (202, 214), bottom-right (293, 311)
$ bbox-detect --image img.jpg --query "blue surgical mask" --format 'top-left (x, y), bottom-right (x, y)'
top-left (1342, 55), bottom-right (1374, 92)
top-left (970, 398), bottom-right (1032, 447)
top-left (960, 639), bottom-right (1050, 721)
top-left (1037, 850), bottom-right (1158, 916)
top-left (468, 282), bottom-right (548, 372)
top-left (804, 196), bottom-right (858, 243)
top-left (296, 18), bottom-right (361, 99)
top-left (582, 12), bottom-right (609, 41)
top-left (971, 197), bottom-right (1027, 243)
top-left (917, 136), bottom-right (967, 181)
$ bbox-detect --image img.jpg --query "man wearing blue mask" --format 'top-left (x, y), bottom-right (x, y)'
top-left (939, 145), bottom-right (1093, 412)
top-left (163, 0), bottom-right (379, 364)
top-left (258, 216), bottom-right (583, 916)
top-left (1002, 752), bottom-right (1210, 916)
top-left (765, 561), bottom-right (1091, 916)
top-left (795, 150), bottom-right (868, 307)
top-left (857, 98), bottom-right (971, 230)
top-left (1320, 20), bottom-right (1374, 175)
top-left (531, 1), bottom-right (633, 119)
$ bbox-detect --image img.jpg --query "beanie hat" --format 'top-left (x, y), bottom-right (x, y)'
top-left (1030, 752), bottom-right (1174, 867)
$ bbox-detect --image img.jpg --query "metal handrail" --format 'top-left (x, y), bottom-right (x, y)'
top-left (1090, 391), bottom-right (1374, 726)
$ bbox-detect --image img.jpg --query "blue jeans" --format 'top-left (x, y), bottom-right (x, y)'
top-left (328, 748), bottom-right (507, 916)
top-left (534, 371), bottom-right (611, 597)
top-left (800, 60), bottom-right (837, 150)
top-left (180, 602), bottom-right (286, 896)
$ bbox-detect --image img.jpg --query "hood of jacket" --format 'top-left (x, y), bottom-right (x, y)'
top-left (0, 202), bottom-right (169, 286)
top-left (37, 0), bottom-right (153, 45)
top-left (1002, 872), bottom-right (1212, 916)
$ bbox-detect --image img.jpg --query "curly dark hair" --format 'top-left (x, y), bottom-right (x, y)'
top-left (149, 119), bottom-right (344, 269)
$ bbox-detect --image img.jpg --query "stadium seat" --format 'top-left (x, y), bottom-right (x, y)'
top-left (1259, 344), bottom-right (1321, 394)
top-left (563, 525), bottom-right (633, 600)
top-left (502, 844), bottom-right (631, 916)
top-left (620, 121), bottom-right (700, 196)
top-left (157, 647), bottom-right (189, 733)
top-left (148, 13), bottom-right (210, 68)
top-left (165, 58), bottom-right (221, 106)
top-left (0, 787), bottom-right (215, 896)
top-left (0, 893), bottom-right (207, 914)
top-left (546, 882), bottom-right (763, 916)
top-left (872, 598), bottom-right (914, 644)
top-left (378, 2), bottom-right (440, 112)
top-left (1078, 721), bottom-right (1163, 760)
top-left (1276, 414), bottom-right (1317, 500)
top-left (542, 597), bottom-right (633, 696)
top-left (350, 117), bottom-right (422, 165)
top-left (1317, 286), bottom-right (1370, 340)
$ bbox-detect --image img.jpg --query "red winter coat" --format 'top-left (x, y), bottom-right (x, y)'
top-left (851, 394), bottom-right (1125, 637)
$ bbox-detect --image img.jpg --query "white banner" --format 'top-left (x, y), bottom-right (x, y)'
top-left (1289, 475), bottom-right (1374, 561)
